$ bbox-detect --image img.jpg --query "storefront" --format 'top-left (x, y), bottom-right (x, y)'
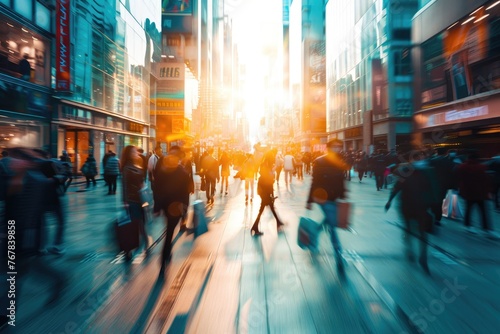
top-left (412, 0), bottom-right (500, 157)
top-left (52, 99), bottom-right (149, 175)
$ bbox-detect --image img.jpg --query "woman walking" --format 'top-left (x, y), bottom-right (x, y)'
top-left (250, 151), bottom-right (284, 236)
top-left (81, 155), bottom-right (98, 188)
top-left (121, 145), bottom-right (149, 258)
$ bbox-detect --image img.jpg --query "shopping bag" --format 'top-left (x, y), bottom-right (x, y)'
top-left (336, 200), bottom-right (352, 229)
top-left (114, 212), bottom-right (139, 252)
top-left (192, 200), bottom-right (208, 238)
top-left (297, 216), bottom-right (322, 252)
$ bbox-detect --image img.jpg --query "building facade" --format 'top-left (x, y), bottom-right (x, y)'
top-left (1, 0), bottom-right (161, 174)
top-left (289, 0), bottom-right (327, 152)
top-left (412, 0), bottom-right (500, 157)
top-left (0, 0), bottom-right (53, 152)
top-left (325, 0), bottom-right (418, 153)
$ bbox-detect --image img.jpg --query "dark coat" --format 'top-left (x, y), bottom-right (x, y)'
top-left (307, 152), bottom-right (347, 204)
top-left (257, 163), bottom-right (275, 205)
top-left (152, 158), bottom-right (191, 215)
top-left (390, 164), bottom-right (438, 219)
top-left (456, 159), bottom-right (491, 201)
top-left (122, 164), bottom-right (145, 203)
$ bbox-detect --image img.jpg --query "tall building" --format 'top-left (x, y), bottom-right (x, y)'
top-left (412, 0), bottom-right (500, 156)
top-left (289, 0), bottom-right (327, 152)
top-left (0, 0), bottom-right (161, 174)
top-left (325, 0), bottom-right (418, 153)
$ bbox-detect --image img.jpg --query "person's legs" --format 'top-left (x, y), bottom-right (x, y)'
top-left (85, 176), bottom-right (90, 188)
top-left (464, 200), bottom-right (473, 227)
top-left (249, 178), bottom-right (254, 200)
top-left (477, 200), bottom-right (490, 231)
top-left (251, 199), bottom-right (266, 233)
top-left (129, 202), bottom-right (148, 250)
top-left (269, 202), bottom-right (283, 228)
top-left (161, 210), bottom-right (182, 270)
top-left (320, 202), bottom-right (341, 252)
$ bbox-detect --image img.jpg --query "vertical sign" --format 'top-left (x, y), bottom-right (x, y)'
top-left (371, 59), bottom-right (384, 115)
top-left (56, 0), bottom-right (71, 91)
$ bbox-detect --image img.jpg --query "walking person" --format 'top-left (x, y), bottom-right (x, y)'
top-left (152, 146), bottom-right (192, 275)
top-left (385, 150), bottom-right (437, 274)
top-left (283, 150), bottom-right (295, 185)
top-left (455, 150), bottom-right (498, 238)
top-left (81, 155), bottom-right (98, 188)
top-left (275, 150), bottom-right (284, 183)
top-left (200, 147), bottom-right (219, 205)
top-left (121, 145), bottom-right (149, 258)
top-left (241, 153), bottom-right (256, 204)
top-left (356, 152), bottom-right (368, 182)
top-left (373, 151), bottom-right (387, 191)
top-left (306, 139), bottom-right (349, 270)
top-left (59, 150), bottom-right (73, 191)
top-left (104, 152), bottom-right (120, 195)
top-left (102, 150), bottom-right (113, 186)
top-left (147, 146), bottom-right (163, 187)
top-left (219, 150), bottom-right (231, 196)
top-left (251, 152), bottom-right (284, 236)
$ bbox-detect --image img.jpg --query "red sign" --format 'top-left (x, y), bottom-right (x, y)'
top-left (56, 0), bottom-right (71, 91)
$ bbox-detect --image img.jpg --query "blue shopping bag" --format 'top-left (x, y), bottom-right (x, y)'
top-left (297, 216), bottom-right (322, 252)
top-left (192, 200), bottom-right (208, 238)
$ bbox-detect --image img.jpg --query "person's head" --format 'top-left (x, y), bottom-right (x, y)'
top-left (326, 138), bottom-right (343, 153)
top-left (137, 148), bottom-right (144, 155)
top-left (207, 147), bottom-right (214, 155)
top-left (121, 145), bottom-right (138, 167)
top-left (1, 150), bottom-right (8, 158)
top-left (154, 146), bottom-right (163, 156)
top-left (23, 53), bottom-right (29, 60)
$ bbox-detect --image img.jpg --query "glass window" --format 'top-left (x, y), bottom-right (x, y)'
top-left (14, 0), bottom-right (32, 20)
top-left (35, 2), bottom-right (51, 32)
top-left (0, 14), bottom-right (51, 86)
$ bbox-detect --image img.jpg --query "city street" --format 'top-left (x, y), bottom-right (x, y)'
top-left (7, 171), bottom-right (500, 334)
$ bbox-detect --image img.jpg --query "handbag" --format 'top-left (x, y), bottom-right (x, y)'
top-left (336, 200), bottom-right (351, 229)
top-left (114, 210), bottom-right (139, 252)
top-left (297, 216), bottom-right (322, 252)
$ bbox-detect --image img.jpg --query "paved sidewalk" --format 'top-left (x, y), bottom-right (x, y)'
top-left (7, 171), bottom-right (500, 333)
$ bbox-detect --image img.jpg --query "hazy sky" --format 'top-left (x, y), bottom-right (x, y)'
top-left (228, 0), bottom-right (283, 142)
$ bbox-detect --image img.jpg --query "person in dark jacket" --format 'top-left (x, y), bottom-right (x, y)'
top-left (429, 149), bottom-right (460, 226)
top-left (306, 139), bottom-right (349, 269)
top-left (104, 152), bottom-right (120, 195)
top-left (251, 151), bottom-right (284, 236)
top-left (153, 146), bottom-right (191, 275)
top-left (121, 145), bottom-right (148, 259)
top-left (81, 156), bottom-right (98, 188)
top-left (455, 151), bottom-right (498, 237)
top-left (200, 147), bottom-right (219, 205)
top-left (385, 150), bottom-right (437, 274)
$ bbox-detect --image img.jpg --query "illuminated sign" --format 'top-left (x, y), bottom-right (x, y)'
top-left (128, 122), bottom-right (144, 133)
top-left (56, 0), bottom-right (71, 91)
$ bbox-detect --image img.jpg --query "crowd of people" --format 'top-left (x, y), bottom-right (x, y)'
top-left (1, 142), bottom-right (499, 298)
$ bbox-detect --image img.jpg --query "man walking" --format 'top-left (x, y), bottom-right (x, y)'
top-left (306, 139), bottom-right (349, 270)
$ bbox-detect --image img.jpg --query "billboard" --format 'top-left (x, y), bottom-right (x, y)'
top-left (154, 62), bottom-right (185, 114)
top-left (56, 0), bottom-right (71, 91)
